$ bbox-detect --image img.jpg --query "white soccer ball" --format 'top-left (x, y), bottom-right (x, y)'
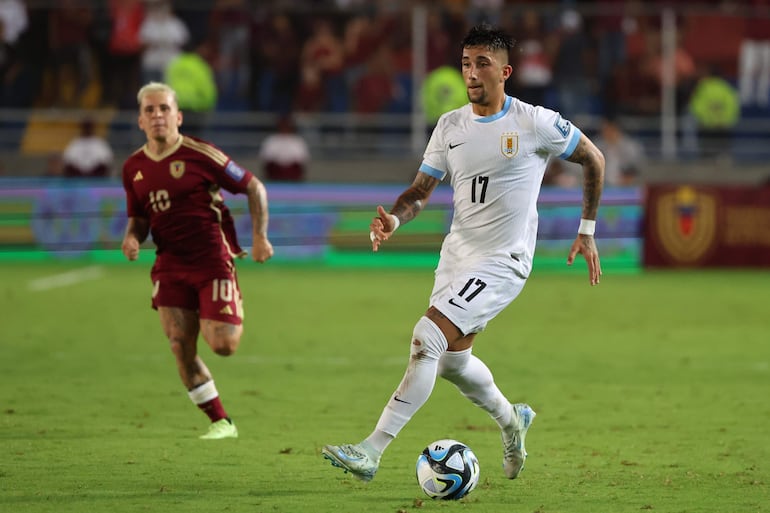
top-left (415, 439), bottom-right (480, 500)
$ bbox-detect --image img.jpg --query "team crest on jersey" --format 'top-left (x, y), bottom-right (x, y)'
top-left (169, 160), bottom-right (185, 179)
top-left (501, 132), bottom-right (519, 158)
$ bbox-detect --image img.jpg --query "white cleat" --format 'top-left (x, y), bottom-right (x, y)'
top-left (322, 443), bottom-right (380, 482)
top-left (502, 403), bottom-right (536, 479)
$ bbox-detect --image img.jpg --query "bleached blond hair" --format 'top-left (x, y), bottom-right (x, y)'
top-left (136, 81), bottom-right (179, 108)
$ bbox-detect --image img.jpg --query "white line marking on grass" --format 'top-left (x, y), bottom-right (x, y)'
top-left (28, 266), bottom-right (105, 292)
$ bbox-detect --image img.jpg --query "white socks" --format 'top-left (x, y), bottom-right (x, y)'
top-left (364, 317), bottom-right (511, 457)
top-left (366, 317), bottom-right (447, 454)
top-left (438, 347), bottom-right (512, 429)
top-left (187, 380), bottom-right (218, 405)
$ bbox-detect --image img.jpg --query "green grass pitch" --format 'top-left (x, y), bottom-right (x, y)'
top-left (1, 262), bottom-right (768, 513)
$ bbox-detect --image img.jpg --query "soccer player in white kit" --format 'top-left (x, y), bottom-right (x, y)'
top-left (323, 23), bottom-right (604, 482)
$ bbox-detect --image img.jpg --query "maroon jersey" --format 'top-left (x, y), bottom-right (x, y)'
top-left (122, 136), bottom-right (254, 270)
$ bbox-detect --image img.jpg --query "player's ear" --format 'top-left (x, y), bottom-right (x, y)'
top-left (501, 64), bottom-right (513, 82)
top-left (177, 110), bottom-right (183, 127)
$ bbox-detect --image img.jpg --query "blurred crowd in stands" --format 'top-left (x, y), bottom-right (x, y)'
top-left (1, 0), bottom-right (768, 121)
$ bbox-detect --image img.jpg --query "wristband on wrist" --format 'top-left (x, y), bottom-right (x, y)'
top-left (578, 218), bottom-right (596, 236)
top-left (390, 214), bottom-right (401, 232)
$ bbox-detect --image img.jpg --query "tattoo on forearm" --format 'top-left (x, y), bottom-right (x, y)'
top-left (390, 174), bottom-right (438, 223)
top-left (248, 180), bottom-right (269, 236)
top-left (391, 189), bottom-right (424, 223)
top-left (566, 137), bottom-right (604, 219)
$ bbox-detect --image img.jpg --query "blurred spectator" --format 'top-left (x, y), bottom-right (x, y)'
top-left (594, 117), bottom-right (646, 186)
top-left (172, 0), bottom-right (214, 50)
top-left (101, 0), bottom-right (145, 108)
top-left (343, 11), bottom-right (395, 88)
top-left (689, 72), bottom-right (740, 161)
top-left (0, 0), bottom-right (27, 46)
top-left (592, 0), bottom-right (629, 107)
top-left (467, 0), bottom-right (504, 25)
top-left (299, 18), bottom-right (347, 112)
top-left (165, 43), bottom-right (218, 113)
top-left (509, 8), bottom-right (555, 107)
top-left (0, 19), bottom-right (19, 106)
top-left (139, 0), bottom-right (189, 84)
top-left (619, 25), bottom-right (697, 116)
top-left (61, 118), bottom-right (114, 178)
top-left (552, 9), bottom-right (594, 117)
top-left (0, 0), bottom-right (26, 105)
top-left (44, 0), bottom-right (94, 107)
top-left (165, 41), bottom-right (218, 137)
top-left (253, 13), bottom-right (301, 113)
top-left (352, 45), bottom-right (396, 113)
top-left (208, 0), bottom-right (251, 110)
top-left (3, 2), bottom-right (43, 108)
top-left (424, 10), bottom-right (452, 71)
top-left (738, 0), bottom-right (770, 107)
top-left (421, 65), bottom-right (466, 124)
top-left (259, 114), bottom-right (309, 182)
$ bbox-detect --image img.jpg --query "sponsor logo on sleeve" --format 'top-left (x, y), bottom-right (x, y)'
top-left (554, 116), bottom-right (571, 138)
top-left (225, 160), bottom-right (246, 181)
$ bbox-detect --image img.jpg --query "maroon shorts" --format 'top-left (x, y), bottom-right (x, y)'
top-left (150, 263), bottom-right (244, 325)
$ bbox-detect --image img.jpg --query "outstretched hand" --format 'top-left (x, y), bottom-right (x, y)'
top-left (567, 234), bottom-right (602, 285)
top-left (369, 205), bottom-right (398, 252)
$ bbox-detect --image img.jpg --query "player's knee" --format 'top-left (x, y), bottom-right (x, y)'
top-left (411, 316), bottom-right (448, 360)
top-left (168, 336), bottom-right (194, 360)
top-left (201, 321), bottom-right (242, 356)
top-left (209, 334), bottom-right (240, 356)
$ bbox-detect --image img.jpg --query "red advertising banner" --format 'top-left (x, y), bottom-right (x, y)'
top-left (644, 184), bottom-right (770, 267)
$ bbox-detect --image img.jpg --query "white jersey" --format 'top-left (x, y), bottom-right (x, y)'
top-left (419, 95), bottom-right (581, 273)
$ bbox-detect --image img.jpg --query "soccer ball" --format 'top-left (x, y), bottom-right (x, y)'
top-left (415, 439), bottom-right (480, 500)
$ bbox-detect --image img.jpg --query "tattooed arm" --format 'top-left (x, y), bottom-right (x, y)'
top-left (565, 133), bottom-right (605, 285)
top-left (369, 171), bottom-right (441, 252)
top-left (246, 176), bottom-right (274, 263)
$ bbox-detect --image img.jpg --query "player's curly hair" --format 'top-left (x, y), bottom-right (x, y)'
top-left (461, 23), bottom-right (515, 54)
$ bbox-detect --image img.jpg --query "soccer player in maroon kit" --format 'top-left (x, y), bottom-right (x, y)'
top-left (121, 81), bottom-right (274, 439)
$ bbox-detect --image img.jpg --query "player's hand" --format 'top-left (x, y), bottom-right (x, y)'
top-left (251, 234), bottom-right (274, 263)
top-left (122, 236), bottom-right (140, 261)
top-left (369, 205), bottom-right (398, 252)
top-left (567, 234), bottom-right (602, 286)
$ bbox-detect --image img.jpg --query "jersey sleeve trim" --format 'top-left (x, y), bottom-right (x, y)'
top-left (418, 163), bottom-right (446, 179)
top-left (182, 137), bottom-right (228, 166)
top-left (558, 127), bottom-right (582, 160)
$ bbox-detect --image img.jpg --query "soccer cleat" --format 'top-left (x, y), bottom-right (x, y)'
top-left (322, 443), bottom-right (380, 482)
top-left (502, 403), bottom-right (536, 479)
top-left (199, 418), bottom-right (238, 440)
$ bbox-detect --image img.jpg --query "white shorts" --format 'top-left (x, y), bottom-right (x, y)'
top-left (429, 253), bottom-right (528, 335)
